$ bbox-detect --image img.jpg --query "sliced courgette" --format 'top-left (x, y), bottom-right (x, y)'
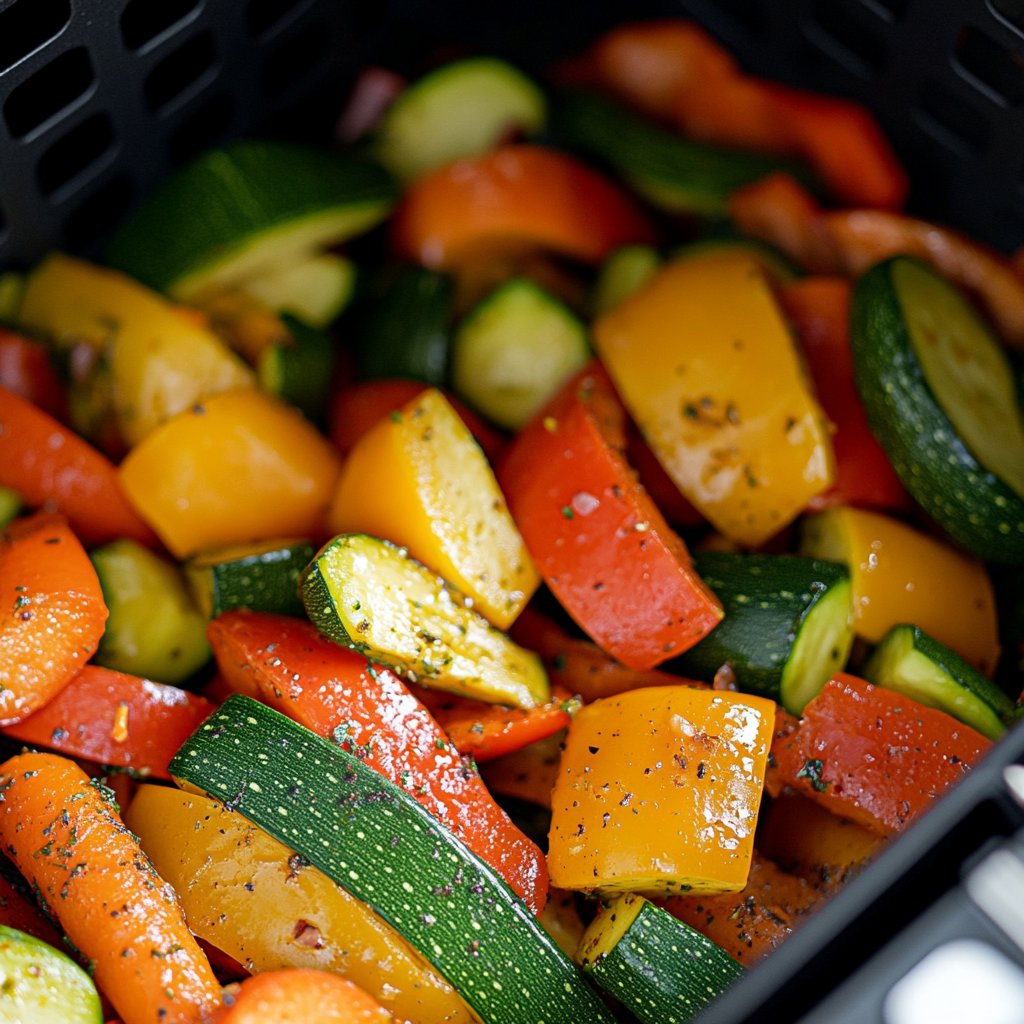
top-left (672, 551), bottom-right (853, 714)
top-left (257, 314), bottom-right (336, 422)
top-left (851, 256), bottom-right (1024, 564)
top-left (373, 56), bottom-right (547, 182)
top-left (577, 893), bottom-right (743, 1024)
top-left (185, 537), bottom-right (315, 619)
top-left (240, 252), bottom-right (356, 328)
top-left (591, 244), bottom-right (662, 316)
top-left (301, 533), bottom-right (549, 708)
top-left (352, 264), bottom-right (454, 386)
top-left (451, 277), bottom-right (590, 430)
top-left (105, 139), bottom-right (396, 302)
top-left (863, 623), bottom-right (1015, 741)
top-left (90, 539), bottom-right (211, 685)
top-left (549, 89), bottom-right (814, 218)
top-left (0, 925), bottom-right (102, 1024)
top-left (169, 694), bottom-right (615, 1024)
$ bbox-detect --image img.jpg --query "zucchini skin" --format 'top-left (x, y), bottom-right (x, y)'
top-left (851, 257), bottom-right (1024, 564)
top-left (170, 695), bottom-right (615, 1024)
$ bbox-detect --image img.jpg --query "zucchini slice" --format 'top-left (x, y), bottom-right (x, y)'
top-left (549, 89), bottom-right (814, 218)
top-left (0, 925), bottom-right (102, 1024)
top-left (170, 695), bottom-right (615, 1024)
top-left (591, 244), bottom-right (662, 316)
top-left (257, 314), bottom-right (336, 422)
top-left (373, 57), bottom-right (547, 183)
top-left (578, 893), bottom-right (743, 1024)
top-left (452, 277), bottom-right (590, 430)
top-left (90, 539), bottom-right (210, 685)
top-left (863, 624), bottom-right (1015, 741)
top-left (851, 256), bottom-right (1024, 563)
top-left (106, 140), bottom-right (396, 302)
top-left (301, 533), bottom-right (549, 708)
top-left (672, 551), bottom-right (853, 714)
top-left (185, 537), bottom-right (315, 619)
top-left (240, 252), bottom-right (356, 328)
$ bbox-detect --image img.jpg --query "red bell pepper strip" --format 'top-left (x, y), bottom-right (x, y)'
top-left (497, 361), bottom-right (723, 670)
top-left (207, 609), bottom-right (550, 915)
top-left (391, 144), bottom-right (657, 270)
top-left (412, 683), bottom-right (576, 763)
top-left (0, 512), bottom-right (108, 725)
top-left (777, 277), bottom-right (909, 512)
top-left (0, 387), bottom-right (158, 548)
top-left (1, 664), bottom-right (215, 780)
top-left (0, 874), bottom-right (64, 949)
top-left (0, 327), bottom-right (67, 421)
top-left (767, 673), bottom-right (992, 836)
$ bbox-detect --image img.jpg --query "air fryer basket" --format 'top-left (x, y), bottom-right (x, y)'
top-left (2, 2), bottom-right (1024, 1022)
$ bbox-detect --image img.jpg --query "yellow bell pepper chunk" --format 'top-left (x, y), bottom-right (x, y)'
top-left (593, 251), bottom-right (834, 545)
top-left (125, 785), bottom-right (476, 1024)
top-left (800, 505), bottom-right (1000, 676)
top-left (119, 389), bottom-right (340, 559)
top-left (327, 387), bottom-right (539, 630)
top-left (18, 252), bottom-right (254, 446)
top-left (548, 685), bottom-right (775, 897)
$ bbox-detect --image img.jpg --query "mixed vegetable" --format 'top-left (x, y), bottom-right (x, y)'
top-left (0, 15), bottom-right (1023, 1024)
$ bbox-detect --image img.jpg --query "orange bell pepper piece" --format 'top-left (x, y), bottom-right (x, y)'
top-left (207, 609), bottom-right (550, 915)
top-left (593, 250), bottom-right (835, 545)
top-left (2, 664), bottom-right (215, 780)
top-left (778, 277), bottom-right (909, 512)
top-left (548, 685), bottom-right (775, 896)
top-left (391, 144), bottom-right (657, 270)
top-left (498, 362), bottom-right (723, 669)
top-left (800, 505), bottom-right (1000, 676)
top-left (767, 673), bottom-right (991, 836)
top-left (0, 512), bottom-right (109, 724)
top-left (0, 387), bottom-right (158, 548)
top-left (0, 752), bottom-right (223, 1024)
top-left (118, 389), bottom-right (341, 559)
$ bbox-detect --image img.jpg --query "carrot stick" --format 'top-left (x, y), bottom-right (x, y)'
top-left (213, 969), bottom-right (390, 1024)
top-left (0, 513), bottom-right (109, 724)
top-left (1, 664), bottom-right (216, 780)
top-left (0, 751), bottom-right (223, 1024)
top-left (0, 387), bottom-right (157, 548)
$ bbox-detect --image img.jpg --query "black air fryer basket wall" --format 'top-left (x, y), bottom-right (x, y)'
top-left (2, 2), bottom-right (1024, 1023)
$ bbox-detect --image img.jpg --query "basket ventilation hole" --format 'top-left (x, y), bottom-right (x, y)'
top-left (991, 0), bottom-right (1024, 40)
top-left (0, 0), bottom-right (71, 74)
top-left (801, 2), bottom-right (887, 76)
top-left (35, 112), bottom-right (114, 198)
top-left (144, 32), bottom-right (218, 114)
top-left (120, 0), bottom-right (203, 52)
top-left (913, 80), bottom-right (991, 156)
top-left (63, 175), bottom-right (134, 251)
top-left (167, 94), bottom-right (234, 166)
top-left (3, 47), bottom-right (94, 140)
top-left (955, 26), bottom-right (1024, 105)
top-left (261, 22), bottom-right (329, 100)
top-left (246, 0), bottom-right (316, 39)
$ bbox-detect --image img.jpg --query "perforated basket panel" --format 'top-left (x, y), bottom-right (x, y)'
top-left (1, 0), bottom-right (1023, 265)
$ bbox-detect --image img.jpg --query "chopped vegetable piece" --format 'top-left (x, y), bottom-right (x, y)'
top-left (207, 609), bottom-right (550, 913)
top-left (593, 250), bottom-right (835, 545)
top-left (0, 513), bottom-right (108, 725)
top-left (127, 785), bottom-right (474, 1024)
top-left (1, 664), bottom-right (215, 780)
top-left (548, 685), bottom-right (775, 896)
top-left (766, 673), bottom-right (992, 835)
top-left (0, 752), bottom-right (222, 1024)
top-left (0, 326), bottom-right (67, 421)
top-left (498, 362), bottom-right (723, 669)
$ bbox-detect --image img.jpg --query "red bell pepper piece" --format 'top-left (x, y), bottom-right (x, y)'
top-left (1, 664), bottom-right (215, 780)
top-left (497, 361), bottom-right (723, 670)
top-left (207, 609), bottom-right (550, 915)
top-left (777, 277), bottom-right (909, 512)
top-left (767, 673), bottom-right (992, 836)
top-left (0, 327), bottom-right (67, 421)
top-left (0, 873), bottom-right (64, 949)
top-left (0, 387), bottom-right (158, 548)
top-left (412, 684), bottom-right (576, 763)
